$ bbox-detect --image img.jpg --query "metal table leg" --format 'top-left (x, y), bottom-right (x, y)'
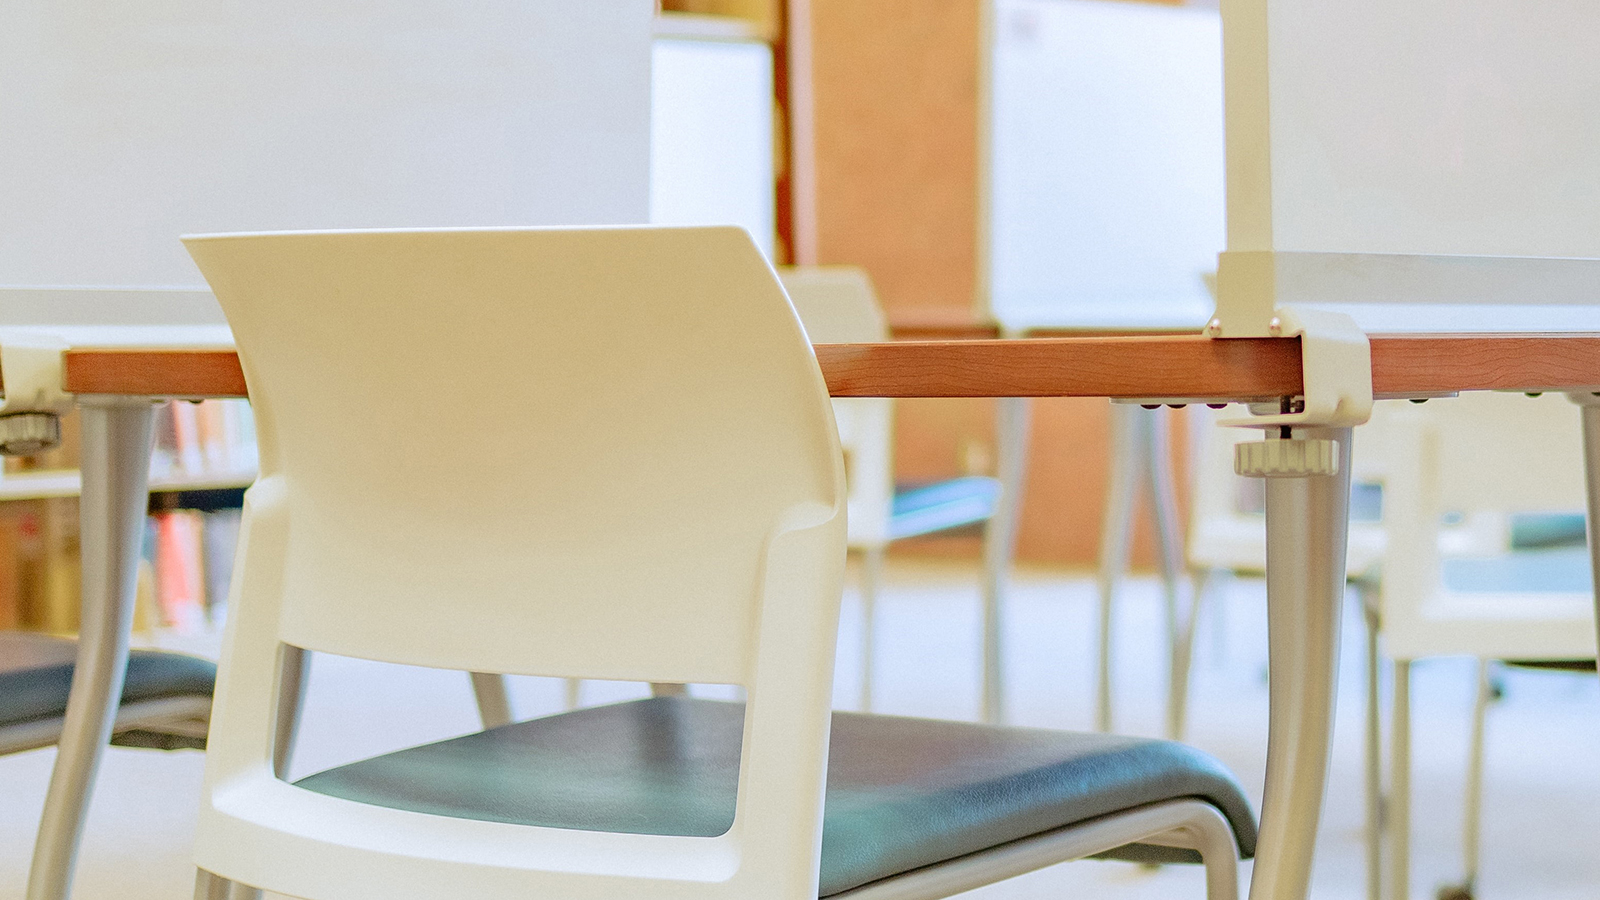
top-left (1574, 397), bottom-right (1600, 661)
top-left (1247, 425), bottom-right (1353, 900)
top-left (1095, 403), bottom-right (1141, 732)
top-left (1095, 404), bottom-right (1190, 737)
top-left (1144, 408), bottom-right (1189, 740)
top-left (27, 396), bottom-right (155, 900)
top-left (982, 396), bottom-right (1031, 725)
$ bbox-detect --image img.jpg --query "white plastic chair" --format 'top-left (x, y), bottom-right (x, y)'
top-left (184, 226), bottom-right (1254, 900)
top-left (1376, 392), bottom-right (1596, 900)
top-left (778, 266), bottom-right (1003, 713)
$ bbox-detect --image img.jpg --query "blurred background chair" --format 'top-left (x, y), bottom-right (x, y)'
top-left (0, 634), bottom-right (213, 755)
top-left (780, 266), bottom-right (1003, 713)
top-left (1, 631), bottom-right (213, 895)
top-left (185, 226), bottom-right (1255, 900)
top-left (1376, 392), bottom-right (1596, 900)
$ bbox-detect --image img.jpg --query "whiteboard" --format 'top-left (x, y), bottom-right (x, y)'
top-left (650, 37), bottom-right (776, 260)
top-left (984, 0), bottom-right (1224, 332)
top-left (0, 0), bottom-right (654, 291)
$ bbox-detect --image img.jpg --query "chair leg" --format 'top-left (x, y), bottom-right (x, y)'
top-left (274, 645), bottom-right (310, 778)
top-left (469, 672), bottom-right (513, 729)
top-left (1440, 658), bottom-right (1493, 900)
top-left (1205, 568), bottom-right (1231, 664)
top-left (1166, 579), bottom-right (1202, 742)
top-left (1361, 584), bottom-right (1383, 900)
top-left (859, 544), bottom-right (885, 712)
top-left (1391, 659), bottom-right (1413, 900)
top-left (1148, 802), bottom-right (1242, 900)
top-left (564, 678), bottom-right (582, 710)
top-left (1197, 831), bottom-right (1242, 900)
top-left (193, 869), bottom-right (232, 900)
top-left (1095, 402), bottom-right (1140, 732)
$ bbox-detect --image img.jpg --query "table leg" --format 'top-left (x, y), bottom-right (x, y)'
top-left (982, 396), bottom-right (1031, 725)
top-left (1248, 425), bottom-right (1352, 900)
top-left (1145, 408), bottom-right (1190, 740)
top-left (1095, 403), bottom-right (1141, 732)
top-left (27, 397), bottom-right (154, 900)
top-left (1574, 398), bottom-right (1600, 661)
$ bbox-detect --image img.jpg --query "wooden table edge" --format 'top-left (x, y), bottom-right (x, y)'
top-left (41, 332), bottom-right (1600, 401)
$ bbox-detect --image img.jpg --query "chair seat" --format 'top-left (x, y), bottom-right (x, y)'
top-left (888, 476), bottom-right (1002, 541)
top-left (1441, 546), bottom-right (1593, 594)
top-left (0, 632), bottom-right (216, 729)
top-left (296, 697), bottom-right (1256, 896)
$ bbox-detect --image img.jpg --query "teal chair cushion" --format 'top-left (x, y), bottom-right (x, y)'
top-left (0, 632), bottom-right (216, 728)
top-left (888, 476), bottom-right (1002, 540)
top-left (297, 697), bottom-right (1256, 897)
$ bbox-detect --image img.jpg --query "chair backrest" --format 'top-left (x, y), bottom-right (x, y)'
top-left (1378, 392), bottom-right (1596, 660)
top-left (187, 228), bottom-right (847, 899)
top-left (779, 267), bottom-right (894, 547)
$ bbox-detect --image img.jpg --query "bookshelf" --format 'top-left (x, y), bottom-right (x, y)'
top-left (0, 399), bottom-right (256, 635)
top-left (0, 468), bottom-right (256, 503)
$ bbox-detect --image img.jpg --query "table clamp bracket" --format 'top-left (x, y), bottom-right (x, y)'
top-left (1206, 254), bottom-right (1374, 475)
top-left (0, 329), bottom-right (72, 455)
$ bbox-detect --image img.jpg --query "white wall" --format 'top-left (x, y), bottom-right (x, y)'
top-left (0, 0), bottom-right (654, 290)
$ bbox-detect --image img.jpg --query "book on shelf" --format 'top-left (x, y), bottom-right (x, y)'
top-left (146, 507), bottom-right (241, 635)
top-left (152, 510), bottom-right (206, 634)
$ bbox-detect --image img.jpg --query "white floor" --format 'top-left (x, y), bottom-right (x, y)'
top-left (5, 558), bottom-right (1600, 899)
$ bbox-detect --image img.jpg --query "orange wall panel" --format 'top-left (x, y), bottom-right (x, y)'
top-left (809, 0), bottom-right (1191, 568)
